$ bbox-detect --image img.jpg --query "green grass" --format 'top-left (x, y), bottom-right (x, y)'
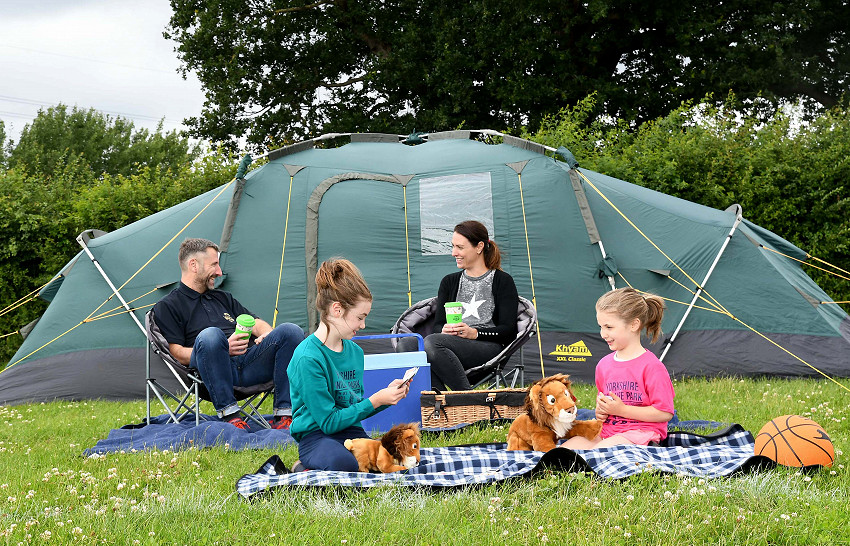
top-left (0, 377), bottom-right (847, 545)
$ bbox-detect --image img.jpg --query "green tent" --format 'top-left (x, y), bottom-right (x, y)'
top-left (2, 131), bottom-right (848, 404)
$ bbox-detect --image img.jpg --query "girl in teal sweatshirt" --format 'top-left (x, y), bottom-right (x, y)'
top-left (287, 258), bottom-right (410, 471)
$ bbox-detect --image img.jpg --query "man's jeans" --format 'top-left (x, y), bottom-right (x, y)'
top-left (190, 323), bottom-right (304, 417)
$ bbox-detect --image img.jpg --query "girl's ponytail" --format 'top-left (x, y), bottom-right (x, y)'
top-left (315, 258), bottom-right (372, 330)
top-left (596, 287), bottom-right (666, 343)
top-left (642, 294), bottom-right (666, 343)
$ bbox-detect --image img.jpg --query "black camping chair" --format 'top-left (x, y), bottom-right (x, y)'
top-left (391, 296), bottom-right (536, 389)
top-left (145, 309), bottom-right (273, 428)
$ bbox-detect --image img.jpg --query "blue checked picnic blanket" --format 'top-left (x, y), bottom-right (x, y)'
top-left (84, 414), bottom-right (295, 456)
top-left (236, 424), bottom-right (772, 498)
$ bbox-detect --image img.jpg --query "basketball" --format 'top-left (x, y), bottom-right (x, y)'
top-left (754, 415), bottom-right (834, 468)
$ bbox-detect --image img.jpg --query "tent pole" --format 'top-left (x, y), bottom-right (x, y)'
top-left (659, 211), bottom-right (743, 362)
top-left (77, 234), bottom-right (145, 335)
top-left (77, 234), bottom-right (191, 392)
top-left (596, 240), bottom-right (617, 291)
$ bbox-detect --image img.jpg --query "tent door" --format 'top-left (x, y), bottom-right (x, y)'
top-left (306, 173), bottom-right (411, 332)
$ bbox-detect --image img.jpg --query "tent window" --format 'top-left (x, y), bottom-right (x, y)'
top-left (419, 172), bottom-right (495, 255)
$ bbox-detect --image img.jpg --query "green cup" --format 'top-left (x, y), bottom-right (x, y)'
top-left (444, 302), bottom-right (463, 324)
top-left (235, 314), bottom-right (255, 339)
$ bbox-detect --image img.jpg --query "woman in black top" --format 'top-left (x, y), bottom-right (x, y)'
top-left (399, 220), bottom-right (518, 390)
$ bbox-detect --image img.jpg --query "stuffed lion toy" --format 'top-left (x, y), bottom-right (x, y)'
top-left (507, 374), bottom-right (602, 452)
top-left (344, 423), bottom-right (421, 473)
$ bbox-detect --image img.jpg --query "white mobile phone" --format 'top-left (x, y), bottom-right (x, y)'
top-left (398, 367), bottom-right (419, 388)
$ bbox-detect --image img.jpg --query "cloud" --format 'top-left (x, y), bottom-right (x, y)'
top-left (0, 0), bottom-right (205, 141)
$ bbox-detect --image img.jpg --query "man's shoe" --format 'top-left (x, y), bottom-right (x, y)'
top-left (224, 415), bottom-right (250, 430)
top-left (291, 460), bottom-right (308, 472)
top-left (271, 415), bottom-right (292, 430)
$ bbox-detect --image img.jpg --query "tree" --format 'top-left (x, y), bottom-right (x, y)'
top-left (0, 150), bottom-right (237, 365)
top-left (0, 120), bottom-right (6, 169)
top-left (1, 105), bottom-right (230, 364)
top-left (8, 104), bottom-right (197, 177)
top-left (524, 95), bottom-right (850, 310)
top-left (166, 0), bottom-right (850, 148)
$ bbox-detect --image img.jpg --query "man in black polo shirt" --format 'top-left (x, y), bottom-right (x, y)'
top-left (152, 238), bottom-right (304, 430)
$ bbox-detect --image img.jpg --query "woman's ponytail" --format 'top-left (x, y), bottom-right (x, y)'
top-left (483, 239), bottom-right (502, 270)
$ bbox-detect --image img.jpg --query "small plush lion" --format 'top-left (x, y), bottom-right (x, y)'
top-left (344, 423), bottom-right (421, 473)
top-left (507, 374), bottom-right (602, 452)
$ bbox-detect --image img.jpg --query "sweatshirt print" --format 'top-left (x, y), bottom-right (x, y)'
top-left (595, 349), bottom-right (675, 440)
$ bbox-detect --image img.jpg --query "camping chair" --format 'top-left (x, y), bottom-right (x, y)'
top-left (391, 296), bottom-right (536, 389)
top-left (145, 309), bottom-right (273, 428)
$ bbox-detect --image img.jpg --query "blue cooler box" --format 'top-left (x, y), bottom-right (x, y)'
top-left (361, 351), bottom-right (430, 434)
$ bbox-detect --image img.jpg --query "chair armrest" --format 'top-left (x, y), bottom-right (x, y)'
top-left (353, 333), bottom-right (424, 352)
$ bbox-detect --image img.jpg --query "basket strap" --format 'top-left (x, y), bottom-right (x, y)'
top-left (427, 388), bottom-right (448, 421)
top-left (485, 392), bottom-right (502, 420)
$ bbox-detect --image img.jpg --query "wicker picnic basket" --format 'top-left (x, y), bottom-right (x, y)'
top-left (420, 388), bottom-right (527, 428)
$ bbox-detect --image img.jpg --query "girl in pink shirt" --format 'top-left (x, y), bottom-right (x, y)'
top-left (562, 288), bottom-right (674, 449)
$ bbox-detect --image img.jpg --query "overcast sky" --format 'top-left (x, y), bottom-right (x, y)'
top-left (0, 0), bottom-right (206, 144)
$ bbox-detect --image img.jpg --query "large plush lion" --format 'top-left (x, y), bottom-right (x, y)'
top-left (507, 374), bottom-right (602, 452)
top-left (344, 423), bottom-right (421, 473)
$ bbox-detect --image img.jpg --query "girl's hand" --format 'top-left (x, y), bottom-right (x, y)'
top-left (594, 392), bottom-right (609, 421)
top-left (369, 379), bottom-right (409, 408)
top-left (441, 322), bottom-right (478, 339)
top-left (596, 391), bottom-right (623, 417)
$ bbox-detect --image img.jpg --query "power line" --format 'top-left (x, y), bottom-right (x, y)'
top-left (0, 44), bottom-right (181, 76)
top-left (0, 94), bottom-right (183, 126)
top-left (0, 109), bottom-right (36, 119)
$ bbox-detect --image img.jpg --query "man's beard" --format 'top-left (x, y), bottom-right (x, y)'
top-left (196, 272), bottom-right (216, 291)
